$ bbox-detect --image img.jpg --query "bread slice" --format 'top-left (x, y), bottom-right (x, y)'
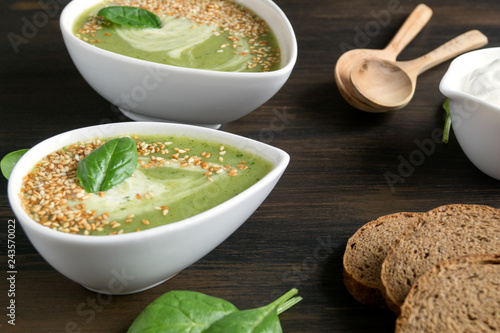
top-left (395, 254), bottom-right (500, 333)
top-left (343, 212), bottom-right (422, 308)
top-left (381, 204), bottom-right (500, 314)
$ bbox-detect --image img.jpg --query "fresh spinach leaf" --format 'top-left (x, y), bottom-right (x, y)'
top-left (205, 288), bottom-right (302, 333)
top-left (77, 137), bottom-right (138, 193)
top-left (442, 98), bottom-right (451, 144)
top-left (1, 149), bottom-right (29, 180)
top-left (128, 289), bottom-right (301, 333)
top-left (127, 290), bottom-right (239, 333)
top-left (98, 6), bottom-right (162, 29)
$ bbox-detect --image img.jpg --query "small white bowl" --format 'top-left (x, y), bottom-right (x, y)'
top-left (440, 48), bottom-right (500, 180)
top-left (7, 122), bottom-right (289, 294)
top-left (60, 0), bottom-right (297, 128)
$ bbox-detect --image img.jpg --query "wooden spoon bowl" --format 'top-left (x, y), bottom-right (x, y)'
top-left (350, 30), bottom-right (489, 110)
top-left (334, 3), bottom-right (433, 112)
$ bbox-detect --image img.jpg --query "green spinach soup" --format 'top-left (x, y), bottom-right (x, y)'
top-left (20, 135), bottom-right (273, 235)
top-left (73, 0), bottom-right (281, 72)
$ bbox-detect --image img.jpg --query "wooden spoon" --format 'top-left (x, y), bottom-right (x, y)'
top-left (350, 30), bottom-right (488, 110)
top-left (334, 3), bottom-right (433, 112)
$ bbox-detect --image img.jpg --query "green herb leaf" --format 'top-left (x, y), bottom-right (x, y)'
top-left (1, 149), bottom-right (29, 180)
top-left (77, 137), bottom-right (138, 193)
top-left (442, 98), bottom-right (451, 144)
top-left (204, 289), bottom-right (302, 333)
top-left (98, 6), bottom-right (162, 29)
top-left (127, 290), bottom-right (239, 333)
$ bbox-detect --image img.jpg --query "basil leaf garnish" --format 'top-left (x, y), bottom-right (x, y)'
top-left (98, 6), bottom-right (162, 29)
top-left (77, 137), bottom-right (138, 193)
top-left (127, 290), bottom-right (239, 333)
top-left (442, 98), bottom-right (451, 144)
top-left (1, 149), bottom-right (29, 180)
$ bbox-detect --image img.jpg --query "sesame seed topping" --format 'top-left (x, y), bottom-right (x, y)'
top-left (20, 136), bottom-right (250, 235)
top-left (77, 0), bottom-right (280, 71)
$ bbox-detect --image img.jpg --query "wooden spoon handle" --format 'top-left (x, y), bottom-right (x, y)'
top-left (381, 4), bottom-right (433, 60)
top-left (403, 30), bottom-right (488, 76)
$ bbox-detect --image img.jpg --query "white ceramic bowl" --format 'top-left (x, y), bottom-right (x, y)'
top-left (60, 0), bottom-right (297, 128)
top-left (440, 48), bottom-right (500, 180)
top-left (7, 122), bottom-right (289, 294)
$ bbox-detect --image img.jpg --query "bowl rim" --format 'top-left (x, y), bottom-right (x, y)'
top-left (60, 0), bottom-right (298, 77)
top-left (8, 122), bottom-right (290, 244)
top-left (439, 47), bottom-right (500, 113)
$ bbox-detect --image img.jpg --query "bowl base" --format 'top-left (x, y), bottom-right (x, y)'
top-left (118, 107), bottom-right (222, 129)
top-left (81, 273), bottom-right (179, 295)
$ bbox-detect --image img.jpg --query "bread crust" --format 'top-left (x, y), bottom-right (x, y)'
top-left (343, 265), bottom-right (388, 308)
top-left (395, 254), bottom-right (500, 333)
top-left (380, 204), bottom-right (500, 315)
top-left (343, 212), bottom-right (421, 308)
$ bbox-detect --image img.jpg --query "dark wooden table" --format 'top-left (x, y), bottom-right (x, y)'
top-left (1, 0), bottom-right (500, 332)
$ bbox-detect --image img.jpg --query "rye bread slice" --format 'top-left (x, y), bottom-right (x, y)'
top-left (381, 204), bottom-right (500, 314)
top-left (343, 212), bottom-right (422, 308)
top-left (395, 254), bottom-right (500, 333)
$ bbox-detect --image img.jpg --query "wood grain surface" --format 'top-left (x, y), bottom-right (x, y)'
top-left (1, 0), bottom-right (500, 332)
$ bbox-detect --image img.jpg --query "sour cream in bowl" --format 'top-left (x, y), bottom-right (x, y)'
top-left (440, 47), bottom-right (500, 180)
top-left (465, 58), bottom-right (500, 106)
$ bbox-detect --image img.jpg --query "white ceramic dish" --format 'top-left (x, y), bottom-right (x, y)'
top-left (7, 122), bottom-right (289, 294)
top-left (59, 0), bottom-right (297, 128)
top-left (440, 47), bottom-right (500, 180)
